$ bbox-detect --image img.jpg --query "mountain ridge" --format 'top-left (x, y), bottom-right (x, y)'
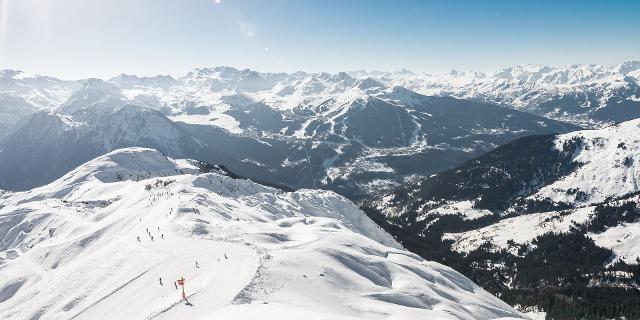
top-left (2, 60), bottom-right (639, 128)
top-left (0, 147), bottom-right (526, 320)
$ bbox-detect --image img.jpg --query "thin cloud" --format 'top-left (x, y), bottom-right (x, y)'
top-left (238, 21), bottom-right (256, 37)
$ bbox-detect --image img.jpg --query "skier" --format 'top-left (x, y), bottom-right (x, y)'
top-left (136, 236), bottom-right (140, 242)
top-left (159, 277), bottom-right (163, 286)
top-left (195, 261), bottom-right (199, 268)
top-left (224, 253), bottom-right (228, 260)
top-left (161, 234), bottom-right (164, 239)
top-left (174, 281), bottom-right (178, 290)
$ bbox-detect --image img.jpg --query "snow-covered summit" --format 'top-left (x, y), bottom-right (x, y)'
top-left (88, 104), bottom-right (204, 156)
top-left (56, 78), bottom-right (125, 116)
top-left (356, 77), bottom-right (386, 92)
top-left (4, 62), bottom-right (639, 128)
top-left (0, 148), bottom-right (523, 320)
top-left (0, 69), bottom-right (80, 110)
top-left (109, 73), bottom-right (178, 90)
top-left (45, 148), bottom-right (204, 187)
top-left (357, 61), bottom-right (640, 127)
top-left (0, 69), bottom-right (60, 84)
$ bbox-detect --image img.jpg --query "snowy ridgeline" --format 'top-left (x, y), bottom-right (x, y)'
top-left (0, 148), bottom-right (524, 320)
top-left (3, 62), bottom-right (640, 132)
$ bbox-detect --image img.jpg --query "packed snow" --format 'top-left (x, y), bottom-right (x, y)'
top-left (0, 148), bottom-right (524, 320)
top-left (589, 217), bottom-right (640, 263)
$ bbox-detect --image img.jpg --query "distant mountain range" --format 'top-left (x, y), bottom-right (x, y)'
top-left (4, 61), bottom-right (640, 128)
top-left (356, 61), bottom-right (640, 128)
top-left (0, 66), bottom-right (579, 196)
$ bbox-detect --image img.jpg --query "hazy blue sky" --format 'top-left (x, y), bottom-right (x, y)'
top-left (1, 0), bottom-right (639, 79)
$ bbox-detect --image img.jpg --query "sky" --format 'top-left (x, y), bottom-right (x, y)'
top-left (1, 0), bottom-right (639, 79)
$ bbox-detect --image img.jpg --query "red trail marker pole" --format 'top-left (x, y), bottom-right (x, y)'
top-left (177, 277), bottom-right (186, 300)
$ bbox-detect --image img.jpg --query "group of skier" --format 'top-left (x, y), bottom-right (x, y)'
top-left (137, 226), bottom-right (164, 243)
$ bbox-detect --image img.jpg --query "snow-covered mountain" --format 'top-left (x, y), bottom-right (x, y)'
top-left (0, 105), bottom-right (204, 191)
top-left (0, 69), bottom-right (80, 110)
top-left (0, 148), bottom-right (525, 320)
top-left (3, 62), bottom-right (639, 129)
top-left (358, 61), bottom-right (640, 128)
top-left (0, 94), bottom-right (36, 138)
top-left (57, 79), bottom-right (126, 117)
top-left (364, 119), bottom-right (640, 319)
top-left (0, 67), bottom-right (577, 197)
top-left (0, 70), bottom-right (79, 137)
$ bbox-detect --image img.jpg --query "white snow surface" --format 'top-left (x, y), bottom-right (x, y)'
top-left (423, 200), bottom-right (493, 221)
top-left (445, 196), bottom-right (640, 264)
top-left (444, 207), bottom-right (594, 254)
top-left (528, 119), bottom-right (640, 207)
top-left (0, 148), bottom-right (524, 320)
top-left (589, 214), bottom-right (640, 263)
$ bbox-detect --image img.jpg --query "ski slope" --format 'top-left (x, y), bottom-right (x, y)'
top-left (0, 148), bottom-right (524, 320)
